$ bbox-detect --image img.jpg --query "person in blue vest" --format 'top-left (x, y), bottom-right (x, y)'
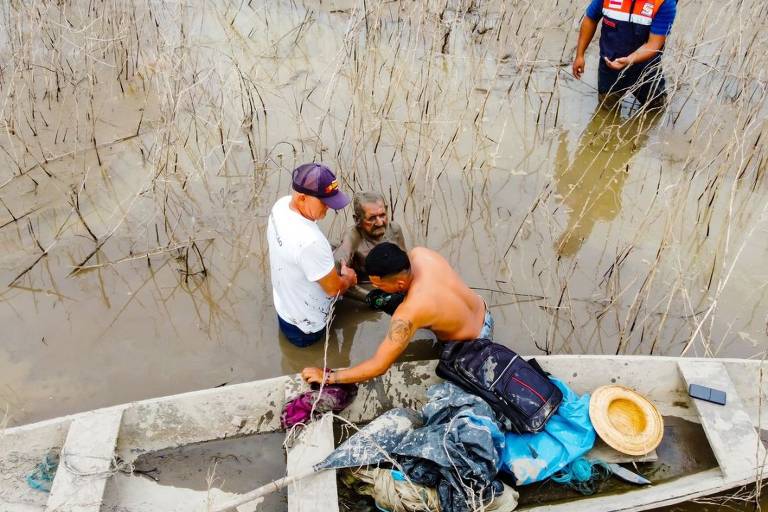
top-left (572, 0), bottom-right (677, 106)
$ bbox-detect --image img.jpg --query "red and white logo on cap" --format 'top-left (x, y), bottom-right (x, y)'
top-left (324, 180), bottom-right (339, 195)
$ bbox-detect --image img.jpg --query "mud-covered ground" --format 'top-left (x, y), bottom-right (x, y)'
top-left (1, 0), bottom-right (767, 508)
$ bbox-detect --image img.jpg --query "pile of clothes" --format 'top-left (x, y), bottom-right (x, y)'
top-left (390, 383), bottom-right (512, 512)
top-left (352, 379), bottom-right (594, 512)
top-left (283, 377), bottom-right (594, 511)
top-left (281, 339), bottom-right (664, 511)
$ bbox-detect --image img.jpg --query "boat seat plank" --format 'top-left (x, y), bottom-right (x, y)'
top-left (286, 414), bottom-right (338, 512)
top-left (677, 361), bottom-right (766, 478)
top-left (587, 439), bottom-right (657, 463)
top-left (46, 408), bottom-right (124, 512)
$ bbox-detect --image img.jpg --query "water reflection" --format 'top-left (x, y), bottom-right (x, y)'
top-left (554, 105), bottom-right (661, 256)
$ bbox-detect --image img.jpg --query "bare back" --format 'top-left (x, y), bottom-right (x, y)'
top-left (400, 247), bottom-right (485, 341)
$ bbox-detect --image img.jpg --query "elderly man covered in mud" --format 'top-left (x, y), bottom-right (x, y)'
top-left (267, 163), bottom-right (358, 348)
top-left (333, 191), bottom-right (407, 313)
top-left (572, 0), bottom-right (676, 106)
top-left (302, 243), bottom-right (493, 385)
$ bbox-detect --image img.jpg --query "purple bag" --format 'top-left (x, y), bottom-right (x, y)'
top-left (281, 382), bottom-right (358, 429)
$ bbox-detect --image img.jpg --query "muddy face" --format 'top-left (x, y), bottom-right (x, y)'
top-left (358, 201), bottom-right (388, 239)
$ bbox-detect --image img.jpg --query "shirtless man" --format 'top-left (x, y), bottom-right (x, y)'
top-left (302, 243), bottom-right (494, 385)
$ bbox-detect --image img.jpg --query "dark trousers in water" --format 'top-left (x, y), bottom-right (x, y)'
top-left (598, 58), bottom-right (666, 106)
top-left (278, 315), bottom-right (325, 347)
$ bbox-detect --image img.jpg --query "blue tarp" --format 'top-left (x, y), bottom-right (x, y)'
top-left (393, 382), bottom-right (507, 512)
top-left (500, 377), bottom-right (596, 485)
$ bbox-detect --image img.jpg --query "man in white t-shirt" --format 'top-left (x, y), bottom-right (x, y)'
top-left (267, 163), bottom-right (357, 347)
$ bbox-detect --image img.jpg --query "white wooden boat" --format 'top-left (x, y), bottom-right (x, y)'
top-left (1, 355), bottom-right (766, 511)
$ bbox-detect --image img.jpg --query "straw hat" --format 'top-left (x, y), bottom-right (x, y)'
top-left (589, 385), bottom-right (664, 456)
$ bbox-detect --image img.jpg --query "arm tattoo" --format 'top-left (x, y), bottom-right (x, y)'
top-left (388, 319), bottom-right (413, 347)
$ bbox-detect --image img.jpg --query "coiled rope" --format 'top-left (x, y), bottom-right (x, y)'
top-left (551, 457), bottom-right (613, 495)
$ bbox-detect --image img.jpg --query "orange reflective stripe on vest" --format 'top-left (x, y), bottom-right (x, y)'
top-left (602, 0), bottom-right (664, 26)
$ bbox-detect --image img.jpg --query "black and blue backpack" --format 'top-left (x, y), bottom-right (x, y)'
top-left (436, 338), bottom-right (562, 434)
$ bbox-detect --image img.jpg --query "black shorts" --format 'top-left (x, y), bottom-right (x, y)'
top-left (598, 58), bottom-right (666, 106)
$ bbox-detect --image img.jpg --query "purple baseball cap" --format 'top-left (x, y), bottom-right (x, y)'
top-left (292, 163), bottom-right (351, 210)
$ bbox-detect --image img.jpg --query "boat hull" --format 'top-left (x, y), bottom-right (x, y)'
top-left (2, 355), bottom-right (766, 511)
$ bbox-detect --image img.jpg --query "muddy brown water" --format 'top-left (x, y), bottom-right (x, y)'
top-left (1, 0), bottom-right (767, 510)
top-left (127, 434), bottom-right (288, 511)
